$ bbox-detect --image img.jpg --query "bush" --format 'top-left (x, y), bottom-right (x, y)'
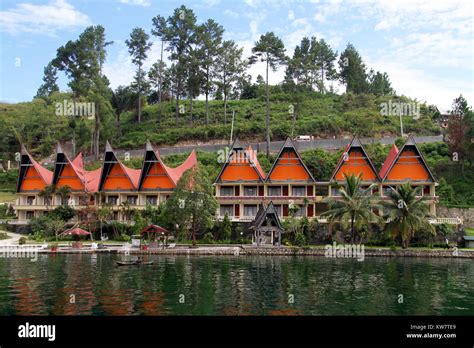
top-left (202, 232), bottom-right (214, 244)
top-left (0, 232), bottom-right (10, 240)
top-left (294, 232), bottom-right (306, 247)
top-left (19, 236), bottom-right (26, 245)
top-left (115, 234), bottom-right (131, 242)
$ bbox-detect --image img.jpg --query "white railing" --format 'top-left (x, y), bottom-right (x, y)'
top-left (428, 217), bottom-right (463, 225)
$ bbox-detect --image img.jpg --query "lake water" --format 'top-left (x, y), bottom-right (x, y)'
top-left (0, 254), bottom-right (472, 315)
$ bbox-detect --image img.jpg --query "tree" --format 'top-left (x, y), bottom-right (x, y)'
top-left (38, 184), bottom-right (56, 210)
top-left (313, 38), bottom-right (337, 93)
top-left (447, 95), bottom-right (472, 178)
top-left (198, 19), bottom-right (224, 125)
top-left (164, 167), bottom-right (218, 246)
top-left (338, 43), bottom-right (368, 94)
top-left (368, 70), bottom-right (394, 96)
top-left (56, 185), bottom-right (72, 206)
top-left (148, 60), bottom-right (168, 121)
top-left (111, 85), bottom-right (134, 137)
top-left (126, 27), bottom-right (152, 124)
top-left (215, 40), bottom-right (246, 124)
top-left (383, 183), bottom-right (434, 248)
top-left (52, 25), bottom-right (113, 159)
top-left (249, 32), bottom-right (287, 157)
top-left (35, 62), bottom-right (59, 99)
top-left (152, 6), bottom-right (198, 123)
top-left (322, 173), bottom-right (381, 243)
top-left (221, 212), bottom-right (232, 240)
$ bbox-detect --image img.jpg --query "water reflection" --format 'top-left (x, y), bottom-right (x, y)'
top-left (0, 254), bottom-right (472, 315)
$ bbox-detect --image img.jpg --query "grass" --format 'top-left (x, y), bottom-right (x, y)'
top-left (465, 227), bottom-right (474, 236)
top-left (0, 192), bottom-right (15, 203)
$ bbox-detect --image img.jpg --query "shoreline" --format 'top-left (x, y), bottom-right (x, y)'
top-left (26, 245), bottom-right (474, 258)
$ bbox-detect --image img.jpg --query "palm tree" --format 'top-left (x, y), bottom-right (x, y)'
top-left (38, 184), bottom-right (56, 210)
top-left (383, 182), bottom-right (434, 248)
top-left (56, 185), bottom-right (72, 206)
top-left (322, 173), bottom-right (381, 244)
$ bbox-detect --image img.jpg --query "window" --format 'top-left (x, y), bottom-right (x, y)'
top-left (244, 205), bottom-right (258, 217)
top-left (127, 196), bottom-right (138, 205)
top-left (44, 197), bottom-right (51, 206)
top-left (26, 211), bottom-right (34, 219)
top-left (292, 186), bottom-right (305, 196)
top-left (268, 186), bottom-right (281, 196)
top-left (331, 187), bottom-right (341, 196)
top-left (220, 186), bottom-right (234, 196)
top-left (108, 196), bottom-right (118, 205)
top-left (316, 203), bottom-right (329, 215)
top-left (316, 186), bottom-right (328, 196)
top-left (146, 196), bottom-right (157, 205)
top-left (220, 205), bottom-right (233, 217)
top-left (243, 186), bottom-right (257, 196)
top-left (27, 196), bottom-right (35, 205)
top-left (382, 186), bottom-right (393, 196)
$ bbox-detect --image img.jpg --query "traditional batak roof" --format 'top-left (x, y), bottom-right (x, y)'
top-left (139, 140), bottom-right (197, 190)
top-left (330, 137), bottom-right (380, 182)
top-left (16, 146), bottom-right (53, 192)
top-left (379, 136), bottom-right (435, 182)
top-left (214, 138), bottom-right (266, 183)
top-left (266, 137), bottom-right (315, 183)
top-left (98, 141), bottom-right (141, 191)
top-left (250, 201), bottom-right (284, 232)
top-left (53, 144), bottom-right (101, 193)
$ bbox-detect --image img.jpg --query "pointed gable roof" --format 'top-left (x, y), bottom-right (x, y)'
top-left (99, 141), bottom-right (140, 191)
top-left (380, 136), bottom-right (435, 182)
top-left (16, 145), bottom-right (53, 192)
top-left (266, 137), bottom-right (315, 182)
top-left (379, 144), bottom-right (399, 180)
top-left (250, 201), bottom-right (284, 231)
top-left (214, 138), bottom-right (265, 183)
top-left (331, 137), bottom-right (380, 182)
top-left (139, 141), bottom-right (198, 190)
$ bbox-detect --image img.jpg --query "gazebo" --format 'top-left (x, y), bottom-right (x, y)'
top-left (249, 202), bottom-right (285, 246)
top-left (60, 227), bottom-right (92, 239)
top-left (141, 225), bottom-right (170, 249)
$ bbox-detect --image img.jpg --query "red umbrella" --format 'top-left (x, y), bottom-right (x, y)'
top-left (60, 227), bottom-right (91, 236)
top-left (141, 224), bottom-right (169, 234)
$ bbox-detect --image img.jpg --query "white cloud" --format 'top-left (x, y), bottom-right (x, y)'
top-left (288, 10), bottom-right (295, 20)
top-left (0, 0), bottom-right (91, 36)
top-left (119, 0), bottom-right (151, 7)
top-left (224, 9), bottom-right (239, 18)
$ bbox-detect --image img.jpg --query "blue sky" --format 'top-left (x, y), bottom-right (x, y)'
top-left (1, 0), bottom-right (473, 111)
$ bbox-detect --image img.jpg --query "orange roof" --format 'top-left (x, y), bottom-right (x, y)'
top-left (380, 137), bottom-right (435, 182)
top-left (266, 138), bottom-right (315, 182)
top-left (17, 146), bottom-right (53, 192)
top-left (331, 137), bottom-right (380, 182)
top-left (379, 144), bottom-right (399, 180)
top-left (214, 139), bottom-right (265, 183)
top-left (246, 145), bottom-right (266, 180)
top-left (164, 149), bottom-right (198, 185)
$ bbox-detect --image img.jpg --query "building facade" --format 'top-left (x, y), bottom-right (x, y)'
top-left (214, 137), bottom-right (438, 222)
top-left (14, 136), bottom-right (438, 224)
top-left (14, 141), bottom-right (197, 224)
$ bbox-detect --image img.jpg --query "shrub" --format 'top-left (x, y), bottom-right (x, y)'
top-left (202, 232), bottom-right (214, 244)
top-left (294, 232), bottom-right (306, 247)
top-left (19, 236), bottom-right (27, 245)
top-left (0, 232), bottom-right (10, 240)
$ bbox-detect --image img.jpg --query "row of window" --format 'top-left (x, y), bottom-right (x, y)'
top-left (219, 185), bottom-right (432, 197)
top-left (219, 204), bottom-right (327, 218)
